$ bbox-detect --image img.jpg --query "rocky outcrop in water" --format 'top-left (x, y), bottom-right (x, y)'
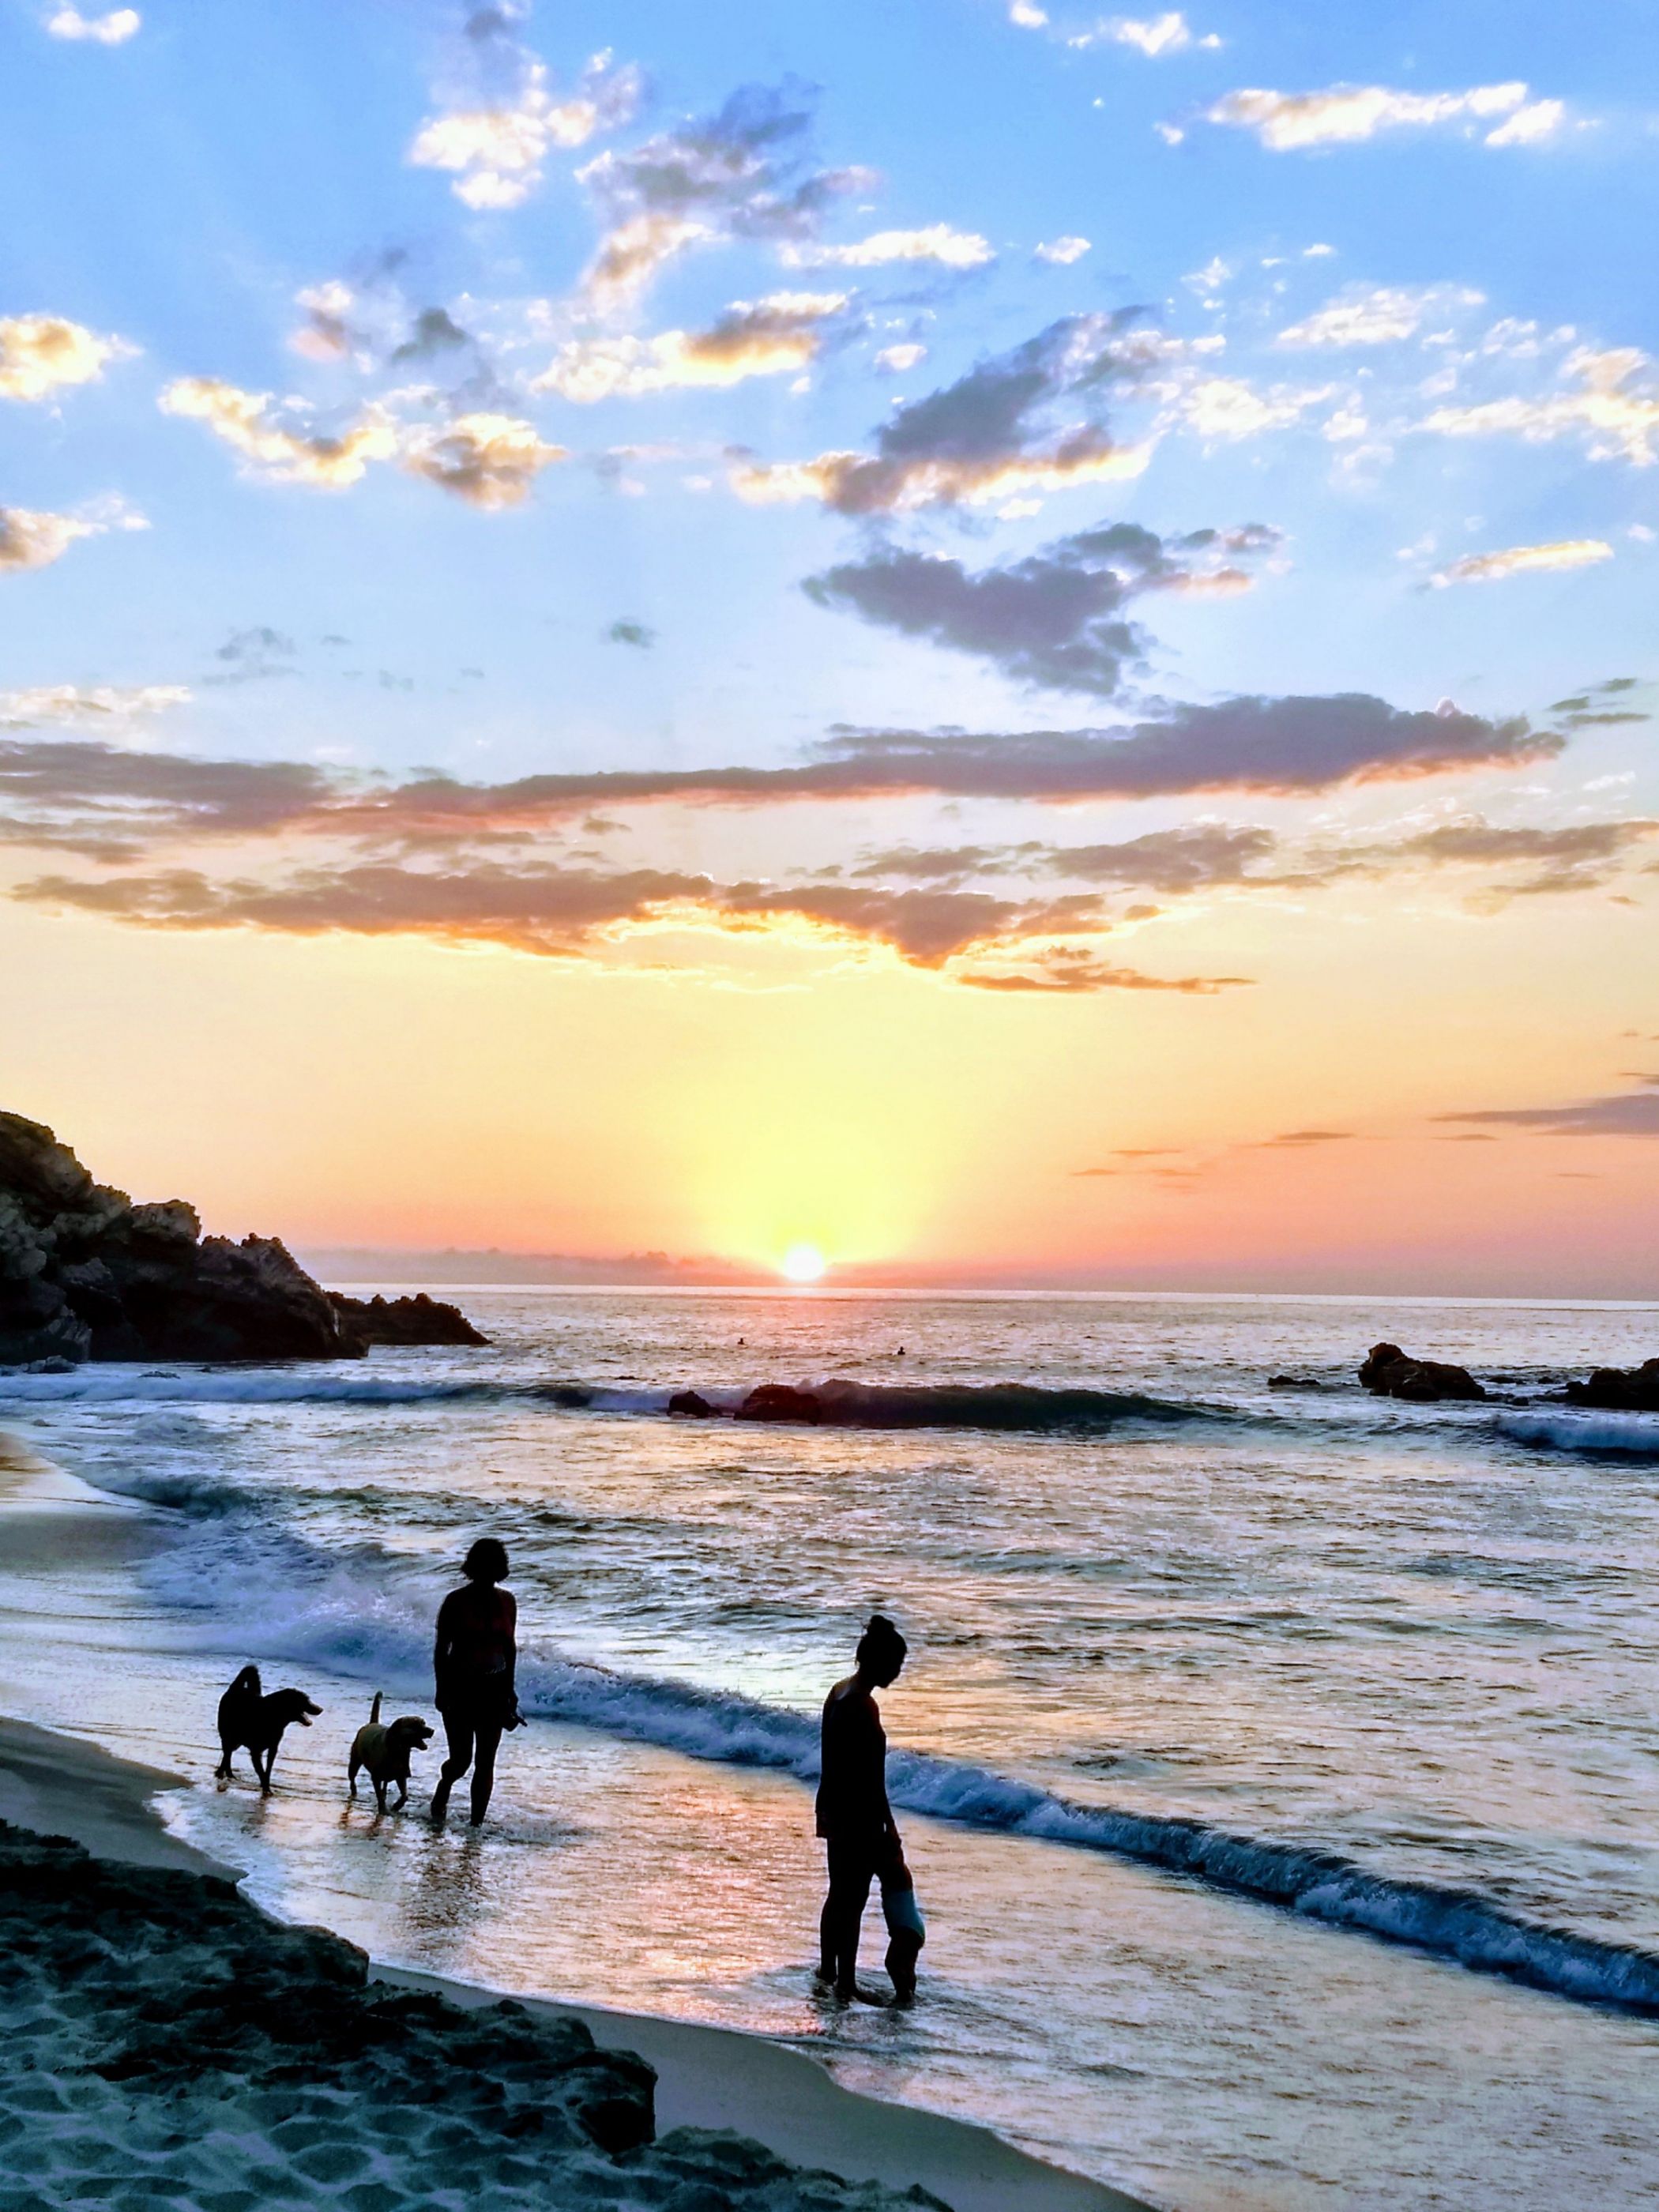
top-left (1563, 1359), bottom-right (1659, 1412)
top-left (1359, 1342), bottom-right (1487, 1402)
top-left (327, 1291), bottom-right (489, 1348)
top-left (737, 1383), bottom-right (826, 1424)
top-left (0, 1111), bottom-right (483, 1367)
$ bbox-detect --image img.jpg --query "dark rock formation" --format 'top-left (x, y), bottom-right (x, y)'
top-left (1268, 1375), bottom-right (1322, 1390)
top-left (328, 1291), bottom-right (489, 1348)
top-left (0, 1112), bottom-right (489, 1367)
top-left (2, 1110), bottom-right (351, 1366)
top-left (668, 1389), bottom-right (717, 1417)
top-left (1, 1819), bottom-right (948, 2209)
top-left (736, 1382), bottom-right (824, 1424)
top-left (1563, 1359), bottom-right (1659, 1412)
top-left (1359, 1341), bottom-right (1487, 1402)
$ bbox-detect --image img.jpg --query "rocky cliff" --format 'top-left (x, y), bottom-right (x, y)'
top-left (0, 1112), bottom-right (480, 1366)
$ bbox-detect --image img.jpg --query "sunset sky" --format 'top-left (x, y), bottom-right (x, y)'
top-left (2, 0), bottom-right (1657, 1293)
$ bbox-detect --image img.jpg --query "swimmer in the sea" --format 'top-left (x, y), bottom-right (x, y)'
top-left (431, 1537), bottom-right (521, 1826)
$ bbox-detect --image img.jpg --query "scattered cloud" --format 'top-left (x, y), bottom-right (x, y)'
top-left (875, 343), bottom-right (927, 373)
top-left (1251, 1127), bottom-right (1353, 1146)
top-left (0, 685), bottom-right (187, 729)
top-left (1035, 236), bottom-right (1092, 266)
top-left (1206, 81), bottom-right (1560, 152)
top-left (1048, 822), bottom-right (1276, 888)
top-left (1484, 99), bottom-right (1565, 148)
top-left (577, 81), bottom-right (870, 311)
top-left (0, 507), bottom-right (100, 574)
top-left (802, 520), bottom-right (1276, 695)
top-left (1398, 814), bottom-right (1658, 894)
top-left (408, 25), bottom-right (641, 211)
top-left (1073, 13), bottom-right (1216, 57)
top-left (400, 412), bottom-right (566, 508)
top-left (159, 378), bottom-right (398, 488)
top-left (608, 619), bottom-right (655, 648)
top-left (0, 738), bottom-right (329, 858)
top-left (45, 6), bottom-right (139, 43)
top-left (7, 846), bottom-right (1237, 993)
top-left (0, 313), bottom-right (134, 401)
top-left (0, 498), bottom-right (145, 574)
top-left (0, 694), bottom-right (1556, 875)
top-left (160, 381), bottom-right (562, 508)
top-left (733, 311), bottom-right (1152, 512)
top-left (533, 292), bottom-right (849, 399)
top-left (1431, 539), bottom-right (1613, 587)
top-left (1435, 1077), bottom-right (1659, 1138)
top-left (1277, 284), bottom-right (1484, 349)
top-left (393, 306), bottom-right (472, 364)
top-left (1174, 373), bottom-right (1334, 442)
top-left (957, 953), bottom-right (1249, 993)
top-left (1421, 346), bottom-right (1659, 466)
top-left (781, 225), bottom-right (994, 271)
top-left (202, 626), bottom-right (298, 686)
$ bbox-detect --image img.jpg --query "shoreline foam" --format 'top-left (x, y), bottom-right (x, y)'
top-left (0, 1703), bottom-right (1143, 2212)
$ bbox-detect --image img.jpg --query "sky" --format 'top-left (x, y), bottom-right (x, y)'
top-left (2, 0), bottom-right (1657, 1294)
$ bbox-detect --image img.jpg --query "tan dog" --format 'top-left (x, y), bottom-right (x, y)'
top-left (347, 1692), bottom-right (434, 1811)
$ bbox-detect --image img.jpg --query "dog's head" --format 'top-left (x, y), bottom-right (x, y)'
top-left (386, 1716), bottom-right (434, 1754)
top-left (273, 1690), bottom-right (322, 1726)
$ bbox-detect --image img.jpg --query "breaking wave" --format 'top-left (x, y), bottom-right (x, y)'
top-left (0, 1364), bottom-right (1227, 1435)
top-left (96, 1462), bottom-right (1659, 2022)
top-left (1495, 1410), bottom-right (1659, 1460)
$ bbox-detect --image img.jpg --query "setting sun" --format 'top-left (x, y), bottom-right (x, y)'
top-left (781, 1243), bottom-right (828, 1284)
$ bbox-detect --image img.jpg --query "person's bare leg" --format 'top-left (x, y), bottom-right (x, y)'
top-left (468, 1718), bottom-right (503, 1826)
top-left (886, 1928), bottom-right (921, 2003)
top-left (432, 1710), bottom-right (473, 1819)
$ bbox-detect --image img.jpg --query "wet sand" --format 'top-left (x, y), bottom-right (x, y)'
top-left (0, 1422), bottom-right (1145, 2212)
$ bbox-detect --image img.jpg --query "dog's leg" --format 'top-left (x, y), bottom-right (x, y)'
top-left (216, 1738), bottom-right (234, 1781)
top-left (348, 1756), bottom-right (359, 1798)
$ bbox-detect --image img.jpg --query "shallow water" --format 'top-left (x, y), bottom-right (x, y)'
top-left (2, 1288), bottom-right (1658, 2209)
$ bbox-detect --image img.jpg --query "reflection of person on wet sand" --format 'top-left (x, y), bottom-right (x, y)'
top-left (815, 1613), bottom-right (923, 2003)
top-left (431, 1539), bottom-right (521, 1827)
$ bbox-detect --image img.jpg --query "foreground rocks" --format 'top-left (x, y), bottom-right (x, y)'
top-left (1563, 1359), bottom-right (1659, 1412)
top-left (1359, 1343), bottom-right (1488, 1402)
top-left (0, 1821), bottom-right (944, 2212)
top-left (0, 1111), bottom-right (484, 1366)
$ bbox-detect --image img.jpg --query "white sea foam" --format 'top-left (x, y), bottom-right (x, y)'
top-left (1495, 1410), bottom-right (1659, 1458)
top-left (103, 1469), bottom-right (1659, 2022)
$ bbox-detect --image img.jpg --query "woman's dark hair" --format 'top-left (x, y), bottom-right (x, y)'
top-left (463, 1537), bottom-right (510, 1584)
top-left (856, 1612), bottom-right (907, 1668)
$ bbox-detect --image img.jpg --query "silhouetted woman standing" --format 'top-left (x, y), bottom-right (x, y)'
top-left (816, 1612), bottom-right (908, 2001)
top-left (431, 1538), bottom-right (520, 1826)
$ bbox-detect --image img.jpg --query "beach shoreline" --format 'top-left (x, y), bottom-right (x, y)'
top-left (0, 1668), bottom-right (1144, 2212)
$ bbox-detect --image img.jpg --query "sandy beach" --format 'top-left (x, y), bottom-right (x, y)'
top-left (0, 1420), bottom-right (1144, 2212)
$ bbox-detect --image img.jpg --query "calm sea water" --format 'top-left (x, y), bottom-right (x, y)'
top-left (3, 1289), bottom-right (1658, 2210)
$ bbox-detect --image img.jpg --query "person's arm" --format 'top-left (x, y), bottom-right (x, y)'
top-left (871, 1697), bottom-right (899, 1842)
top-left (502, 1591), bottom-right (521, 1720)
top-left (433, 1593), bottom-right (454, 1702)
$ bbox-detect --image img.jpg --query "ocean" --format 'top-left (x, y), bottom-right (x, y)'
top-left (2, 1288), bottom-right (1657, 2210)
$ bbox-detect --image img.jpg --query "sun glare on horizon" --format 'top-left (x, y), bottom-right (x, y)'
top-left (781, 1242), bottom-right (828, 1284)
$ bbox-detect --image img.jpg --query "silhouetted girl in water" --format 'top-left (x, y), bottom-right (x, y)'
top-left (431, 1538), bottom-right (520, 1826)
top-left (816, 1612), bottom-right (921, 2002)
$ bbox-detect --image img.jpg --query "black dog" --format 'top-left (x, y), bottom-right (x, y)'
top-left (215, 1664), bottom-right (322, 1793)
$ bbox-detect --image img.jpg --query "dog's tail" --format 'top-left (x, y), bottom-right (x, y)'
top-left (228, 1665), bottom-right (261, 1696)
top-left (369, 1691), bottom-right (382, 1725)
